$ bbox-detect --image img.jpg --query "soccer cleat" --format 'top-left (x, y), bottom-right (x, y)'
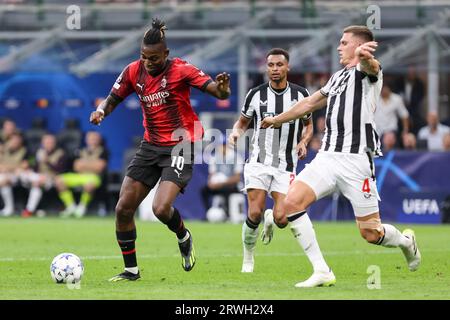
top-left (108, 270), bottom-right (141, 282)
top-left (241, 261), bottom-right (254, 273)
top-left (74, 205), bottom-right (86, 218)
top-left (0, 208), bottom-right (14, 217)
top-left (178, 229), bottom-right (196, 272)
top-left (60, 205), bottom-right (76, 218)
top-left (241, 245), bottom-right (255, 273)
top-left (21, 209), bottom-right (33, 218)
top-left (294, 270), bottom-right (336, 288)
top-left (401, 229), bottom-right (421, 272)
top-left (261, 209), bottom-right (274, 245)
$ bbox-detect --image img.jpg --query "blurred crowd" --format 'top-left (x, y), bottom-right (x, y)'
top-left (303, 70), bottom-right (450, 154)
top-left (0, 118), bottom-right (109, 218)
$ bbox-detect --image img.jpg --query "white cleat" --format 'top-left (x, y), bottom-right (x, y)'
top-left (295, 270), bottom-right (336, 288)
top-left (241, 246), bottom-right (255, 273)
top-left (241, 261), bottom-right (254, 273)
top-left (261, 209), bottom-right (274, 245)
top-left (73, 205), bottom-right (86, 218)
top-left (401, 229), bottom-right (421, 272)
top-left (59, 205), bottom-right (76, 218)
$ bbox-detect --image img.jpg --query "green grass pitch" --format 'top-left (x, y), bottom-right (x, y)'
top-left (0, 217), bottom-right (449, 300)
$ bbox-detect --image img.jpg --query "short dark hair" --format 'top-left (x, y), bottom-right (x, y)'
top-left (143, 18), bottom-right (167, 46)
top-left (343, 25), bottom-right (374, 42)
top-left (266, 48), bottom-right (289, 62)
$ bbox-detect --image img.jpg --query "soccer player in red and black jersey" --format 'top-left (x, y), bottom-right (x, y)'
top-left (90, 18), bottom-right (230, 281)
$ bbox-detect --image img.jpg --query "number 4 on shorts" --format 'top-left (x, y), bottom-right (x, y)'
top-left (362, 178), bottom-right (371, 193)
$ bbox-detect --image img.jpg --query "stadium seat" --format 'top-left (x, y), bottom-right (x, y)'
top-left (56, 119), bottom-right (82, 159)
top-left (24, 117), bottom-right (47, 156)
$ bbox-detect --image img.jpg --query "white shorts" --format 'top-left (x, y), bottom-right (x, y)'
top-left (243, 162), bottom-right (295, 196)
top-left (295, 151), bottom-right (380, 217)
top-left (19, 171), bottom-right (54, 190)
top-left (0, 173), bottom-right (19, 185)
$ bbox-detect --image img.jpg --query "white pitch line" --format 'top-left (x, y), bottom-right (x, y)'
top-left (0, 248), bottom-right (448, 263)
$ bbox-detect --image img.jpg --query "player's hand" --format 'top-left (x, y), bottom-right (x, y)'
top-left (90, 110), bottom-right (104, 126)
top-left (228, 130), bottom-right (241, 147)
top-left (296, 141), bottom-right (308, 160)
top-left (261, 116), bottom-right (281, 129)
top-left (215, 72), bottom-right (230, 95)
top-left (355, 41), bottom-right (377, 60)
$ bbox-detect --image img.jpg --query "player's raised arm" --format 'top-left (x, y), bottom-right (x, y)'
top-left (356, 41), bottom-right (380, 76)
top-left (205, 72), bottom-right (231, 100)
top-left (89, 94), bottom-right (121, 125)
top-left (261, 90), bottom-right (327, 129)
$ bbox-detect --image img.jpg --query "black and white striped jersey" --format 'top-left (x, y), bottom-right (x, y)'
top-left (319, 63), bottom-right (383, 156)
top-left (241, 82), bottom-right (311, 173)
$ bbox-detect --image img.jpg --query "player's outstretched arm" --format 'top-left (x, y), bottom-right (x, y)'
top-left (261, 90), bottom-right (327, 129)
top-left (205, 72), bottom-right (231, 100)
top-left (89, 94), bottom-right (121, 125)
top-left (356, 41), bottom-right (380, 75)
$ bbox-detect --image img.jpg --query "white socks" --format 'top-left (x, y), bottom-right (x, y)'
top-left (378, 224), bottom-right (412, 248)
top-left (1, 186), bottom-right (14, 215)
top-left (26, 187), bottom-right (43, 212)
top-left (288, 211), bottom-right (330, 273)
top-left (125, 267), bottom-right (139, 275)
top-left (242, 220), bottom-right (259, 266)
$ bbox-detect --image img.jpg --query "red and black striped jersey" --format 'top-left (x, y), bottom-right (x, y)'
top-left (110, 58), bottom-right (212, 146)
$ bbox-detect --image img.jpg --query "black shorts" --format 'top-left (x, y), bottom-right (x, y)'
top-left (126, 141), bottom-right (194, 192)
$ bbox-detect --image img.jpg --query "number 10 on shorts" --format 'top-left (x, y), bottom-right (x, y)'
top-left (171, 156), bottom-right (185, 170)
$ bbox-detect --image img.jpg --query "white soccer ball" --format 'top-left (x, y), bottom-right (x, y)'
top-left (206, 206), bottom-right (227, 223)
top-left (50, 253), bottom-right (84, 284)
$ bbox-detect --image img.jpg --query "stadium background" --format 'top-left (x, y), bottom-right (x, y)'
top-left (1, 0), bottom-right (450, 223)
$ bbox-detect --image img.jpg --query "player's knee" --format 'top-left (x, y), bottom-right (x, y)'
top-left (283, 196), bottom-right (305, 215)
top-left (54, 177), bottom-right (65, 191)
top-left (273, 210), bottom-right (288, 228)
top-left (247, 207), bottom-right (263, 224)
top-left (152, 202), bottom-right (171, 218)
top-left (360, 228), bottom-right (383, 244)
top-left (83, 183), bottom-right (96, 193)
top-left (115, 201), bottom-right (135, 222)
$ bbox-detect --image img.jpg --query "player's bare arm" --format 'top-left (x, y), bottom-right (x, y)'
top-left (205, 72), bottom-right (231, 100)
top-left (296, 117), bottom-right (313, 160)
top-left (89, 94), bottom-right (121, 125)
top-left (228, 115), bottom-right (252, 147)
top-left (356, 41), bottom-right (380, 75)
top-left (261, 90), bottom-right (327, 129)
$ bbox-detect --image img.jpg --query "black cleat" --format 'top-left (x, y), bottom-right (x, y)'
top-left (108, 270), bottom-right (141, 282)
top-left (178, 229), bottom-right (196, 272)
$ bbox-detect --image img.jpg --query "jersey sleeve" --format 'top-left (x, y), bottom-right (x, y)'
top-left (298, 88), bottom-right (312, 122)
top-left (109, 64), bottom-right (135, 101)
top-left (183, 62), bottom-right (213, 91)
top-left (320, 75), bottom-right (334, 97)
top-left (240, 89), bottom-right (256, 119)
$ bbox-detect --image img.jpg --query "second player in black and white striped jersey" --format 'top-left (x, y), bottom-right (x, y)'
top-left (228, 48), bottom-right (313, 274)
top-left (241, 82), bottom-right (311, 173)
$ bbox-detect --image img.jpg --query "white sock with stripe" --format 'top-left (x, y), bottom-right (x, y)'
top-left (288, 211), bottom-right (330, 273)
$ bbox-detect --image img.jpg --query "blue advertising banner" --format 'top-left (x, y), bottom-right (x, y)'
top-left (305, 151), bottom-right (450, 223)
top-left (396, 190), bottom-right (446, 224)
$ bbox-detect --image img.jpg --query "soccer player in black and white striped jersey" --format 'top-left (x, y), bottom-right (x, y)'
top-left (262, 26), bottom-right (421, 287)
top-left (228, 48), bottom-right (313, 273)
